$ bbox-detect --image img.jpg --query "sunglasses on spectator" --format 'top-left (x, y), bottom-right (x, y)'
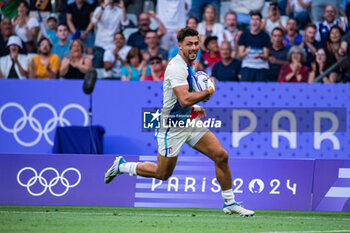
top-left (150, 60), bottom-right (161, 65)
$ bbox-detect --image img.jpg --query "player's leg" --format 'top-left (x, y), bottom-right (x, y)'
top-left (190, 130), bottom-right (255, 216)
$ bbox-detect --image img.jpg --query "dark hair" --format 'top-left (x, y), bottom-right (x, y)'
top-left (225, 11), bottom-right (237, 20)
top-left (18, 0), bottom-right (29, 15)
top-left (126, 47), bottom-right (142, 64)
top-left (186, 16), bottom-right (199, 26)
top-left (114, 32), bottom-right (125, 40)
top-left (38, 37), bottom-right (52, 48)
top-left (305, 23), bottom-right (317, 30)
top-left (249, 11), bottom-right (262, 20)
top-left (177, 27), bottom-right (199, 43)
top-left (271, 27), bottom-right (285, 36)
top-left (326, 26), bottom-right (345, 43)
top-left (204, 36), bottom-right (218, 49)
top-left (57, 23), bottom-right (68, 30)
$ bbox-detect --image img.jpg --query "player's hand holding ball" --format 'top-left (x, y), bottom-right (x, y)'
top-left (193, 71), bottom-right (215, 102)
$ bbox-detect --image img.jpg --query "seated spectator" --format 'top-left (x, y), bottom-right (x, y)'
top-left (325, 26), bottom-right (345, 65)
top-left (309, 48), bottom-right (338, 83)
top-left (103, 32), bottom-right (131, 79)
top-left (121, 47), bottom-right (150, 81)
top-left (0, 35), bottom-right (29, 79)
top-left (29, 0), bottom-right (53, 29)
top-left (217, 11), bottom-right (242, 58)
top-left (145, 56), bottom-right (165, 81)
top-left (229, 0), bottom-right (265, 29)
top-left (211, 41), bottom-right (241, 81)
top-left (283, 18), bottom-right (302, 48)
top-left (199, 36), bottom-right (221, 75)
top-left (66, 0), bottom-right (94, 54)
top-left (90, 0), bottom-right (129, 68)
top-left (197, 5), bottom-right (224, 51)
top-left (300, 24), bottom-right (322, 67)
top-left (60, 39), bottom-right (92, 79)
top-left (316, 5), bottom-right (347, 44)
top-left (189, 0), bottom-right (220, 22)
top-left (12, 0), bottom-right (39, 53)
top-left (278, 45), bottom-right (309, 82)
top-left (238, 11), bottom-right (270, 82)
top-left (37, 14), bottom-right (59, 44)
top-left (286, 0), bottom-right (311, 30)
top-left (141, 31), bottom-right (168, 67)
top-left (127, 11), bottom-right (166, 51)
top-left (28, 38), bottom-right (60, 79)
top-left (311, 0), bottom-right (339, 23)
top-left (261, 2), bottom-right (286, 35)
top-left (156, 0), bottom-right (187, 51)
top-left (0, 17), bottom-right (14, 56)
top-left (339, 0), bottom-right (350, 27)
top-left (340, 33), bottom-right (350, 82)
top-left (268, 27), bottom-right (289, 82)
top-left (52, 24), bottom-right (72, 61)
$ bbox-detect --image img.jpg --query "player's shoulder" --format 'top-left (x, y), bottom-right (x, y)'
top-left (166, 55), bottom-right (188, 72)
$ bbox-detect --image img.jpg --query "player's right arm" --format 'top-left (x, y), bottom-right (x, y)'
top-left (173, 85), bottom-right (214, 108)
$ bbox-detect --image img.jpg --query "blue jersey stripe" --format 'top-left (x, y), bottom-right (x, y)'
top-left (164, 128), bottom-right (170, 157)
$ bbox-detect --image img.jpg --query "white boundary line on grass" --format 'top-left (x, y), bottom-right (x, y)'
top-left (261, 231), bottom-right (350, 233)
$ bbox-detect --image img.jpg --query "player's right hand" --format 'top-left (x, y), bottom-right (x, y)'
top-left (207, 78), bottom-right (215, 95)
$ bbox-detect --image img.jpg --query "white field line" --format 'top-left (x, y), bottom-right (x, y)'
top-left (260, 231), bottom-right (350, 233)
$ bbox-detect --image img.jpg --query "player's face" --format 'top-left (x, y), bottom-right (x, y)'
top-left (179, 36), bottom-right (199, 62)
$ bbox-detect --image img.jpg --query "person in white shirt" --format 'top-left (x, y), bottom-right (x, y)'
top-left (0, 35), bottom-right (29, 79)
top-left (286, 0), bottom-right (311, 30)
top-left (156, 0), bottom-right (188, 51)
top-left (89, 0), bottom-right (129, 68)
top-left (103, 32), bottom-right (131, 79)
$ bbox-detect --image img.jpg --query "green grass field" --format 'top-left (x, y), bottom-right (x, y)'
top-left (0, 205), bottom-right (349, 233)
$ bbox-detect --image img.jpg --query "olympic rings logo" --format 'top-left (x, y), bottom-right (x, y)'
top-left (17, 167), bottom-right (81, 197)
top-left (0, 102), bottom-right (88, 147)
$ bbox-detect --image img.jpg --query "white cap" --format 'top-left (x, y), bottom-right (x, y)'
top-left (47, 13), bottom-right (58, 22)
top-left (7, 35), bottom-right (23, 49)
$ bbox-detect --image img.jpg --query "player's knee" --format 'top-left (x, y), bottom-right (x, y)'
top-left (214, 149), bottom-right (229, 165)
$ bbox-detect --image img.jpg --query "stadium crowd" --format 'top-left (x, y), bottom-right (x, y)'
top-left (1, 0), bottom-right (350, 83)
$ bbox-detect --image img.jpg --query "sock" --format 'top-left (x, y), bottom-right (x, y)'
top-left (221, 189), bottom-right (235, 206)
top-left (119, 162), bottom-right (138, 176)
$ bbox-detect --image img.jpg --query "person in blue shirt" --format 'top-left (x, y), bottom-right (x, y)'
top-left (121, 47), bottom-right (150, 81)
top-left (52, 24), bottom-right (72, 61)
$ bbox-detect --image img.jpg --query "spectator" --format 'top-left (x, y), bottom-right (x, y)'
top-left (90, 0), bottom-right (129, 68)
top-left (145, 56), bottom-right (165, 81)
top-left (261, 2), bottom-right (286, 35)
top-left (324, 26), bottom-right (345, 67)
top-left (316, 5), bottom-right (347, 44)
top-left (229, 0), bottom-right (265, 29)
top-left (311, 0), bottom-right (339, 23)
top-left (238, 11), bottom-right (270, 82)
top-left (28, 37), bottom-right (60, 79)
top-left (286, 0), bottom-right (311, 30)
top-left (127, 12), bottom-right (166, 50)
top-left (0, 35), bottom-right (29, 79)
top-left (66, 0), bottom-right (94, 54)
top-left (278, 45), bottom-right (309, 82)
top-left (309, 48), bottom-right (338, 83)
top-left (156, 0), bottom-right (187, 51)
top-left (29, 0), bottom-right (53, 29)
top-left (37, 14), bottom-right (58, 44)
top-left (141, 31), bottom-right (168, 67)
top-left (217, 11), bottom-right (242, 58)
top-left (300, 23), bottom-right (322, 67)
top-left (268, 27), bottom-right (289, 81)
top-left (121, 47), bottom-right (150, 81)
top-left (339, 0), bottom-right (350, 26)
top-left (12, 0), bottom-right (39, 53)
top-left (52, 24), bottom-right (72, 61)
top-left (197, 5), bottom-right (224, 51)
top-left (0, 17), bottom-right (14, 56)
top-left (211, 41), bottom-right (241, 81)
top-left (339, 33), bottom-right (350, 82)
top-left (103, 32), bottom-right (131, 79)
top-left (189, 0), bottom-right (220, 22)
top-left (199, 36), bottom-right (221, 75)
top-left (283, 18), bottom-right (302, 48)
top-left (60, 39), bottom-right (92, 79)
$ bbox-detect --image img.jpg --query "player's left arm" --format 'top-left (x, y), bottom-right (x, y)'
top-left (173, 85), bottom-right (214, 108)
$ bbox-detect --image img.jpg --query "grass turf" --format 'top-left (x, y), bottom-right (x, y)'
top-left (0, 205), bottom-right (350, 233)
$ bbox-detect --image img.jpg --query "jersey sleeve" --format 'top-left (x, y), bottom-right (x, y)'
top-left (167, 62), bottom-right (188, 88)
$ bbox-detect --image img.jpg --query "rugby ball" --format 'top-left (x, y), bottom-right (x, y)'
top-left (193, 71), bottom-right (215, 102)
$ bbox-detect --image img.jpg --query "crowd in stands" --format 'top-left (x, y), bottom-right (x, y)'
top-left (1, 0), bottom-right (350, 83)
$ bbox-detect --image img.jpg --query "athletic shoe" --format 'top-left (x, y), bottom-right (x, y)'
top-left (104, 156), bottom-right (126, 184)
top-left (223, 202), bottom-right (255, 217)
